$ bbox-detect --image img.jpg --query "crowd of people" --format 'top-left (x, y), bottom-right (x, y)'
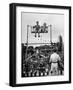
top-left (22, 44), bottom-right (64, 77)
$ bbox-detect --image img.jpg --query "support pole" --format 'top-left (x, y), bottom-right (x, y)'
top-left (27, 25), bottom-right (29, 46)
top-left (25, 25), bottom-right (29, 59)
top-left (50, 24), bottom-right (52, 43)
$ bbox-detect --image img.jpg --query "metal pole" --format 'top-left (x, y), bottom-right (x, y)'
top-left (27, 25), bottom-right (29, 46)
top-left (25, 25), bottom-right (29, 59)
top-left (50, 24), bottom-right (52, 43)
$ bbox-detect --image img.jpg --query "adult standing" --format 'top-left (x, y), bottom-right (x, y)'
top-left (49, 49), bottom-right (61, 75)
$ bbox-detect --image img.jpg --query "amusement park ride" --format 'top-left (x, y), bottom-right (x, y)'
top-left (26, 21), bottom-right (52, 45)
top-left (31, 21), bottom-right (48, 37)
top-left (25, 21), bottom-right (53, 58)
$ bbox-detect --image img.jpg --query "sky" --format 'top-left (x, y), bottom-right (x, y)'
top-left (21, 12), bottom-right (64, 46)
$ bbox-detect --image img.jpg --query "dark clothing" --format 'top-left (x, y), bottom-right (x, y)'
top-left (33, 25), bottom-right (40, 37)
top-left (33, 25), bottom-right (40, 32)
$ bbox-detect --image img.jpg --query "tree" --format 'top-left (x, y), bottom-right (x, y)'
top-left (57, 35), bottom-right (64, 52)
